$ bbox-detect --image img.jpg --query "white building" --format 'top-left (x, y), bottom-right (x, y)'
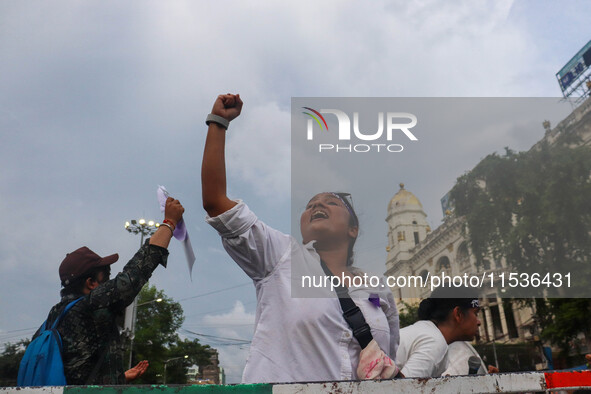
top-left (384, 96), bottom-right (591, 345)
top-left (384, 183), bottom-right (533, 343)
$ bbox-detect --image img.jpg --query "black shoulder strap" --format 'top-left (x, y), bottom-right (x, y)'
top-left (320, 260), bottom-right (373, 349)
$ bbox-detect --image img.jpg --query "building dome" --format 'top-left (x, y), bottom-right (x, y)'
top-left (388, 183), bottom-right (424, 213)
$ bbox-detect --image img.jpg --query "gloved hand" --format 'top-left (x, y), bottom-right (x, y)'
top-left (357, 339), bottom-right (400, 379)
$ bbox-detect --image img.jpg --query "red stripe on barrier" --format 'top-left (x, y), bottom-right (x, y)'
top-left (545, 370), bottom-right (591, 389)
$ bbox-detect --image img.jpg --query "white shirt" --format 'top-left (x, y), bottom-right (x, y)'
top-left (395, 320), bottom-right (448, 378)
top-left (443, 341), bottom-right (486, 375)
top-left (206, 201), bottom-right (399, 383)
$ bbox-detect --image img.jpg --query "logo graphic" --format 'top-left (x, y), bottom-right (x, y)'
top-left (302, 107), bottom-right (329, 136)
top-left (302, 107), bottom-right (418, 153)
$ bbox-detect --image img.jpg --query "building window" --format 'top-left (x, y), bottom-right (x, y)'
top-left (413, 232), bottom-right (420, 245)
top-left (397, 231), bottom-right (406, 241)
top-left (503, 299), bottom-right (519, 339)
top-left (486, 294), bottom-right (505, 340)
top-left (490, 305), bottom-right (504, 339)
top-left (436, 256), bottom-right (451, 274)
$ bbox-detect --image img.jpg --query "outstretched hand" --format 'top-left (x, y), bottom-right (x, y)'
top-left (211, 93), bottom-right (243, 122)
top-left (125, 360), bottom-right (149, 382)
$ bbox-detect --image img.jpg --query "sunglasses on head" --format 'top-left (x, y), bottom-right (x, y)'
top-left (331, 192), bottom-right (358, 226)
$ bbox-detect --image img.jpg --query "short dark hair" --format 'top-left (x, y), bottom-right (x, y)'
top-left (418, 286), bottom-right (479, 323)
top-left (60, 266), bottom-right (110, 297)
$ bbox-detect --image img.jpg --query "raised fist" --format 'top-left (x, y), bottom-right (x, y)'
top-left (211, 93), bottom-right (243, 122)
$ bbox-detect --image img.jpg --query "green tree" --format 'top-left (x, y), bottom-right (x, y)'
top-left (530, 298), bottom-right (591, 355)
top-left (130, 285), bottom-right (211, 384)
top-left (450, 143), bottom-right (591, 295)
top-left (398, 301), bottom-right (419, 328)
top-left (0, 340), bottom-right (28, 387)
top-left (449, 141), bottom-right (591, 355)
top-left (163, 339), bottom-right (213, 384)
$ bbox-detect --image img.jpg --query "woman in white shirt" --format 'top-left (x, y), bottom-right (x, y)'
top-left (395, 286), bottom-right (481, 378)
top-left (201, 94), bottom-right (400, 383)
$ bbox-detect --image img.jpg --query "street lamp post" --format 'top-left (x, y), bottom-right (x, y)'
top-left (137, 298), bottom-right (163, 307)
top-left (124, 218), bottom-right (159, 369)
top-left (163, 355), bottom-right (188, 385)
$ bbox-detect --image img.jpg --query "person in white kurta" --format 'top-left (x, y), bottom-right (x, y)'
top-left (207, 201), bottom-right (399, 383)
top-left (394, 286), bottom-right (482, 378)
top-left (395, 320), bottom-right (449, 378)
top-left (201, 93), bottom-right (399, 383)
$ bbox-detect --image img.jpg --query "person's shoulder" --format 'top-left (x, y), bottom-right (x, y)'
top-left (403, 321), bottom-right (445, 343)
top-left (206, 200), bottom-right (265, 238)
top-left (58, 296), bottom-right (92, 319)
top-left (406, 319), bottom-right (433, 330)
top-left (56, 297), bottom-right (94, 339)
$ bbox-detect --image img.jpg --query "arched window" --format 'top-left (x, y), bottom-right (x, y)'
top-left (436, 256), bottom-right (451, 274)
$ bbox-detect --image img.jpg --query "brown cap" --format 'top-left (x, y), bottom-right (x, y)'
top-left (59, 246), bottom-right (119, 286)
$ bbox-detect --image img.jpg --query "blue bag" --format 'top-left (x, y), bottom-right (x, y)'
top-left (17, 298), bottom-right (83, 386)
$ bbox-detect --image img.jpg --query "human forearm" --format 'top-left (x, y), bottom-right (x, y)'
top-left (201, 123), bottom-right (236, 217)
top-left (201, 94), bottom-right (242, 217)
top-left (149, 225), bottom-right (174, 249)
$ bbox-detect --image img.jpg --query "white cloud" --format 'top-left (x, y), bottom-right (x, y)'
top-left (201, 301), bottom-right (255, 383)
top-left (1, 0), bottom-right (591, 382)
top-left (226, 102), bottom-right (291, 199)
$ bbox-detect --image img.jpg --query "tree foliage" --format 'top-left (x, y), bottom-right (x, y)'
top-left (398, 301), bottom-right (419, 329)
top-left (130, 285), bottom-right (211, 384)
top-left (0, 340), bottom-right (28, 387)
top-left (449, 140), bottom-right (591, 354)
top-left (531, 298), bottom-right (591, 355)
top-left (450, 143), bottom-right (591, 296)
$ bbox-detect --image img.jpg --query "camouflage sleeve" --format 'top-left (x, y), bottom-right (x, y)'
top-left (87, 240), bottom-right (168, 310)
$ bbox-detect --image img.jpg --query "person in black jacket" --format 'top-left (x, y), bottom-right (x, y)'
top-left (33, 197), bottom-right (184, 385)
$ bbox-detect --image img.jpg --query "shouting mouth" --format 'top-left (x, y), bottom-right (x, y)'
top-left (311, 210), bottom-right (329, 221)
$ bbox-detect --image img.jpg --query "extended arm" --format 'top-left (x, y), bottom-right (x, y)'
top-left (202, 94), bottom-right (243, 217)
top-left (88, 197), bottom-right (184, 309)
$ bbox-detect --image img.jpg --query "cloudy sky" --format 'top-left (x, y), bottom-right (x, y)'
top-left (1, 0), bottom-right (591, 383)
